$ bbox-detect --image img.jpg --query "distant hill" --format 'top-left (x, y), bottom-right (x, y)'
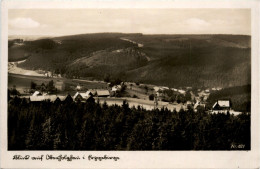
top-left (8, 33), bottom-right (251, 88)
top-left (126, 34), bottom-right (250, 87)
top-left (8, 35), bottom-right (53, 41)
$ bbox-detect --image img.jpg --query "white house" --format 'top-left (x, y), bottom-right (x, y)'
top-left (73, 92), bottom-right (83, 101)
top-left (111, 85), bottom-right (122, 92)
top-left (32, 91), bottom-right (42, 96)
top-left (178, 89), bottom-right (186, 94)
top-left (171, 88), bottom-right (178, 92)
top-left (153, 86), bottom-right (160, 92)
top-left (74, 91), bottom-right (94, 101)
top-left (86, 91), bottom-right (93, 97)
top-left (162, 86), bottom-right (169, 90)
top-left (76, 84), bottom-right (82, 91)
top-left (30, 96), bottom-right (45, 102)
top-left (212, 100), bottom-right (231, 113)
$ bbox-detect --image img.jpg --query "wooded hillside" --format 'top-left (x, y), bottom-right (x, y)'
top-left (8, 97), bottom-right (250, 150)
top-left (9, 33), bottom-right (251, 88)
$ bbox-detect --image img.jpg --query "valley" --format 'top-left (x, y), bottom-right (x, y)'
top-left (8, 33), bottom-right (250, 88)
top-left (8, 33), bottom-right (251, 113)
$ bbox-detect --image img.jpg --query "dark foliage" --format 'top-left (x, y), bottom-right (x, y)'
top-left (8, 88), bottom-right (20, 96)
top-left (9, 34), bottom-right (251, 88)
top-left (125, 34), bottom-right (250, 88)
top-left (25, 39), bottom-right (57, 50)
top-left (207, 85), bottom-right (251, 112)
top-left (8, 97), bottom-right (250, 150)
top-left (149, 94), bottom-right (154, 101)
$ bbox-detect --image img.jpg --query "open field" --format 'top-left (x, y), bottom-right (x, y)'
top-left (9, 73), bottom-right (186, 112)
top-left (8, 60), bottom-right (45, 77)
top-left (8, 73), bottom-right (108, 92)
top-left (96, 97), bottom-right (186, 111)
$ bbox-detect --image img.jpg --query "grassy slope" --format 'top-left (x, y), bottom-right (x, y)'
top-left (8, 74), bottom-right (107, 92)
top-left (8, 33), bottom-right (251, 88)
top-left (67, 47), bottom-right (148, 78)
top-left (15, 34), bottom-right (137, 73)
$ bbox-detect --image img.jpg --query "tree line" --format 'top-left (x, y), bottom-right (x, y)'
top-left (8, 97), bottom-right (250, 150)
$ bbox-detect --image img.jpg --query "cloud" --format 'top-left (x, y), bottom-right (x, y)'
top-left (184, 18), bottom-right (210, 27)
top-left (9, 17), bottom-right (40, 29)
top-left (182, 18), bottom-right (211, 32)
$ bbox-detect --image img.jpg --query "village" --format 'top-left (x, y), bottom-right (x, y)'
top-left (8, 76), bottom-right (240, 115)
top-left (7, 38), bottom-right (242, 115)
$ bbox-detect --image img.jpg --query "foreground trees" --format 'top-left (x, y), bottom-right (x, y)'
top-left (8, 98), bottom-right (250, 150)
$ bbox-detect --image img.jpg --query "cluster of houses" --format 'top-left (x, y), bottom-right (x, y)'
top-left (192, 99), bottom-right (237, 114)
top-left (12, 90), bottom-right (238, 114)
top-left (153, 85), bottom-right (215, 103)
top-left (196, 90), bottom-right (210, 102)
top-left (151, 85), bottom-right (238, 114)
top-left (28, 91), bottom-right (92, 103)
top-left (29, 94), bottom-right (74, 103)
top-left (19, 88), bottom-right (112, 103)
top-left (9, 75), bottom-right (239, 114)
top-left (153, 86), bottom-right (186, 96)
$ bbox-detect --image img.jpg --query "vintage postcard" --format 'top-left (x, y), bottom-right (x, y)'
top-left (1, 0), bottom-right (260, 168)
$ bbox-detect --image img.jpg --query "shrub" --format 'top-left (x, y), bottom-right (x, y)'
top-left (149, 94), bottom-right (154, 101)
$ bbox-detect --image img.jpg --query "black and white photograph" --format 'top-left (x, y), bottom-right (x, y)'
top-left (1, 0), bottom-right (260, 168)
top-left (6, 8), bottom-right (252, 151)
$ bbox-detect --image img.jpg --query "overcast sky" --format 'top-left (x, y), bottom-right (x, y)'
top-left (8, 9), bottom-right (251, 36)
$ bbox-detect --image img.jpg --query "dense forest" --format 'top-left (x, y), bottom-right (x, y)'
top-left (8, 33), bottom-right (251, 88)
top-left (8, 97), bottom-right (250, 150)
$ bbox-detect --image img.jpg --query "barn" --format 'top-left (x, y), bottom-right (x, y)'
top-left (96, 90), bottom-right (110, 97)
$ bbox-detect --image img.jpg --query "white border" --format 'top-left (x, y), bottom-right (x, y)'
top-left (1, 0), bottom-right (260, 168)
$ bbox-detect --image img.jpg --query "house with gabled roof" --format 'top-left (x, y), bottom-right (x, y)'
top-left (73, 92), bottom-right (84, 102)
top-left (86, 91), bottom-right (93, 97)
top-left (59, 94), bottom-right (73, 103)
top-left (89, 89), bottom-right (97, 96)
top-left (96, 90), bottom-right (110, 97)
top-left (212, 100), bottom-right (231, 113)
top-left (73, 92), bottom-right (95, 102)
